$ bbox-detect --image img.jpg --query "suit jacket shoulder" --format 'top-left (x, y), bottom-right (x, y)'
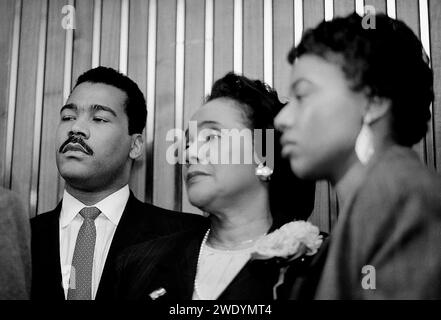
top-left (316, 146), bottom-right (441, 299)
top-left (0, 188), bottom-right (31, 299)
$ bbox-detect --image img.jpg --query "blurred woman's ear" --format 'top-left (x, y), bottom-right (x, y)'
top-left (355, 97), bottom-right (392, 164)
top-left (363, 97), bottom-right (391, 125)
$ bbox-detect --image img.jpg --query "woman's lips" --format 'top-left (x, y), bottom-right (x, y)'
top-left (280, 140), bottom-right (297, 158)
top-left (185, 170), bottom-right (210, 182)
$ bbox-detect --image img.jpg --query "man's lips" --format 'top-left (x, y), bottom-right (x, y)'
top-left (62, 143), bottom-right (90, 155)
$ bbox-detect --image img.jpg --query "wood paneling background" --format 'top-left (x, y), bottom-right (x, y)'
top-left (0, 0), bottom-right (440, 234)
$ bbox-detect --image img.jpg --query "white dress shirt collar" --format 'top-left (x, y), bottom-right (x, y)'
top-left (60, 185), bottom-right (130, 228)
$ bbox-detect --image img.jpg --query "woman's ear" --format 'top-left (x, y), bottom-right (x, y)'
top-left (129, 134), bottom-right (144, 160)
top-left (364, 97), bottom-right (391, 124)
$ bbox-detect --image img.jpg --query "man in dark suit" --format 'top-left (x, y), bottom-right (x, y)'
top-left (31, 67), bottom-right (205, 300)
top-left (1, 187), bottom-right (31, 299)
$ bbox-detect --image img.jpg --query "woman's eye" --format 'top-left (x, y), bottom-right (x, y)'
top-left (205, 133), bottom-right (221, 142)
top-left (295, 93), bottom-right (306, 101)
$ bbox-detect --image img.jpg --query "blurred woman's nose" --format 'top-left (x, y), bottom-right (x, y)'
top-left (275, 102), bottom-right (295, 132)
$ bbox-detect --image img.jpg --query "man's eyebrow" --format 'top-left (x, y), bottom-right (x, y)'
top-left (60, 103), bottom-right (77, 114)
top-left (91, 104), bottom-right (117, 117)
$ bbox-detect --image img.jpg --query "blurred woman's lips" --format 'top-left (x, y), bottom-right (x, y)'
top-left (281, 141), bottom-right (297, 158)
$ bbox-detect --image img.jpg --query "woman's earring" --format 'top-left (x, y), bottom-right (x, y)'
top-left (255, 163), bottom-right (273, 181)
top-left (355, 116), bottom-right (375, 165)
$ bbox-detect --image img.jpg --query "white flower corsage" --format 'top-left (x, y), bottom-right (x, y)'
top-left (251, 220), bottom-right (323, 299)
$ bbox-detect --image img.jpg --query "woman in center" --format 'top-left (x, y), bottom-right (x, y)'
top-left (113, 72), bottom-right (316, 300)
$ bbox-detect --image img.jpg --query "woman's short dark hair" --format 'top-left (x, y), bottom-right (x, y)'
top-left (288, 13), bottom-right (433, 147)
top-left (74, 66), bottom-right (147, 135)
top-left (207, 72), bottom-right (315, 223)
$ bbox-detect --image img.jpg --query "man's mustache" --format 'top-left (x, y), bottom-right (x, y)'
top-left (59, 135), bottom-right (94, 155)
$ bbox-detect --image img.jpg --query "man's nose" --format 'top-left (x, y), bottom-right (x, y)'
top-left (69, 117), bottom-right (90, 139)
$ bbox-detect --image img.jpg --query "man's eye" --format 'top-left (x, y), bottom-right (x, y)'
top-left (61, 115), bottom-right (75, 121)
top-left (93, 117), bottom-right (108, 123)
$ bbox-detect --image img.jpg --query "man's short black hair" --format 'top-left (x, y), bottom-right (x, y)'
top-left (74, 66), bottom-right (147, 135)
top-left (288, 13), bottom-right (434, 147)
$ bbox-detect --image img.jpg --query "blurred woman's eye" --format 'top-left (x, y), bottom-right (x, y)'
top-left (292, 81), bottom-right (313, 102)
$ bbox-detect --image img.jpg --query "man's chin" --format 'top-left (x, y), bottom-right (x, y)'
top-left (58, 166), bottom-right (96, 184)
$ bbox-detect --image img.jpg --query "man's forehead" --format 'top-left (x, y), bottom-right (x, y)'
top-left (66, 82), bottom-right (127, 112)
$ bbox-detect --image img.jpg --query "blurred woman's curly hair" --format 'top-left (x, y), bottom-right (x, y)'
top-left (289, 13), bottom-right (434, 147)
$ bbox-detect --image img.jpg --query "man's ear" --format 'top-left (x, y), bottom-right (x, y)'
top-left (129, 133), bottom-right (144, 160)
top-left (364, 96), bottom-right (391, 124)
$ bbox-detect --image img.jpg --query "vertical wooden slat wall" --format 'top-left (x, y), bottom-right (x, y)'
top-left (181, 0), bottom-right (205, 214)
top-left (0, 0), bottom-right (17, 191)
top-left (127, 0), bottom-right (149, 202)
top-left (430, 0), bottom-right (441, 174)
top-left (154, 0), bottom-right (179, 211)
top-left (0, 0), bottom-right (440, 233)
top-left (243, 0), bottom-right (264, 79)
top-left (12, 0), bottom-right (42, 215)
top-left (37, 0), bottom-right (66, 214)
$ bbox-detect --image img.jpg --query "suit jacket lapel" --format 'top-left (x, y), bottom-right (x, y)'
top-left (49, 204), bottom-right (64, 299)
top-left (217, 254), bottom-right (278, 300)
top-left (96, 192), bottom-right (145, 299)
top-left (141, 229), bottom-right (205, 300)
top-left (34, 202), bottom-right (64, 300)
top-left (175, 230), bottom-right (206, 299)
top-left (217, 220), bottom-right (305, 300)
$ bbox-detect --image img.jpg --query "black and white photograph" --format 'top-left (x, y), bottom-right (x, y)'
top-left (0, 0), bottom-right (441, 313)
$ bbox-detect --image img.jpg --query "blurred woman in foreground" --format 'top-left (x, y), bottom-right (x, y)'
top-left (276, 13), bottom-right (441, 299)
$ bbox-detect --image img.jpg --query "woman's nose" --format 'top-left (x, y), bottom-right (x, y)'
top-left (275, 103), bottom-right (295, 132)
top-left (185, 139), bottom-right (200, 164)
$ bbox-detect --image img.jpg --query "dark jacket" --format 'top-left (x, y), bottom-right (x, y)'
top-left (0, 188), bottom-right (31, 300)
top-left (112, 221), bottom-right (327, 300)
top-left (31, 191), bottom-right (206, 300)
top-left (315, 145), bottom-right (441, 299)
